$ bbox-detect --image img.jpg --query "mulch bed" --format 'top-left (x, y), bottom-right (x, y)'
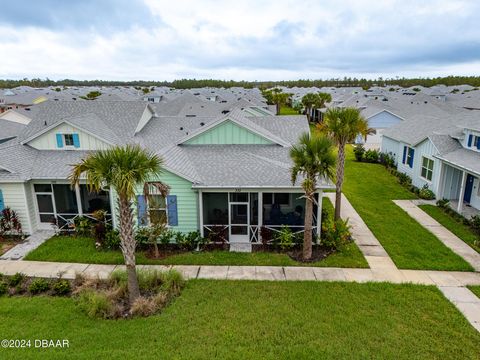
top-left (287, 247), bottom-right (334, 263)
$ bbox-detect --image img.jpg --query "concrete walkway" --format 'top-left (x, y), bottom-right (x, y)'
top-left (394, 200), bottom-right (480, 272)
top-left (0, 230), bottom-right (55, 260)
top-left (325, 193), bottom-right (398, 272)
top-left (439, 286), bottom-right (480, 332)
top-left (1, 260), bottom-right (480, 285)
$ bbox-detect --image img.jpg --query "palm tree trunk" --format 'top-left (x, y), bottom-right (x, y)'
top-left (303, 195), bottom-right (313, 260)
top-left (335, 143), bottom-right (346, 220)
top-left (118, 195), bottom-right (140, 304)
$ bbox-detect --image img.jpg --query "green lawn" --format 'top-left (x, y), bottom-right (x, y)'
top-left (343, 147), bottom-right (473, 271)
top-left (24, 236), bottom-right (367, 268)
top-left (419, 205), bottom-right (480, 253)
top-left (25, 197), bottom-right (367, 268)
top-left (468, 286), bottom-right (480, 298)
top-left (279, 105), bottom-right (299, 115)
top-left (0, 281), bottom-right (478, 359)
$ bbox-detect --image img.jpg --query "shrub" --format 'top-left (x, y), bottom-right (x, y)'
top-left (135, 227), bottom-right (151, 248)
top-left (137, 270), bottom-right (164, 292)
top-left (8, 272), bottom-right (25, 287)
top-left (275, 225), bottom-right (296, 250)
top-left (176, 231), bottom-right (208, 251)
top-left (419, 185), bottom-right (435, 200)
top-left (130, 296), bottom-right (157, 317)
top-left (364, 149), bottom-right (380, 163)
top-left (160, 269), bottom-right (185, 295)
top-left (353, 145), bottom-right (365, 162)
top-left (470, 215), bottom-right (480, 237)
top-left (104, 229), bottom-right (120, 250)
top-left (28, 278), bottom-right (50, 294)
top-left (74, 217), bottom-right (92, 237)
top-left (76, 289), bottom-right (117, 319)
top-left (436, 198), bottom-right (450, 208)
top-left (321, 218), bottom-right (351, 251)
top-left (0, 282), bottom-right (8, 296)
top-left (158, 229), bottom-right (176, 246)
top-left (0, 207), bottom-right (22, 237)
top-left (52, 279), bottom-right (71, 296)
top-left (380, 152), bottom-right (395, 168)
top-left (397, 172), bottom-right (412, 186)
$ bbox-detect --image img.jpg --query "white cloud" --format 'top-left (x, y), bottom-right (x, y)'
top-left (0, 0), bottom-right (479, 80)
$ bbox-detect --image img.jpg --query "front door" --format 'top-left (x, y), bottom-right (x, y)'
top-left (229, 203), bottom-right (249, 243)
top-left (464, 174), bottom-right (475, 204)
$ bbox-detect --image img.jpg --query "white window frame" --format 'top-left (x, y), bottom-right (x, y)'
top-left (62, 133), bottom-right (75, 149)
top-left (146, 184), bottom-right (168, 226)
top-left (420, 156), bottom-right (434, 182)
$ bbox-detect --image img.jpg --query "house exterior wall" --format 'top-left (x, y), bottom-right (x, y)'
top-left (24, 181), bottom-right (37, 233)
top-left (380, 136), bottom-right (401, 164)
top-left (441, 164), bottom-right (462, 200)
top-left (396, 142), bottom-right (415, 178)
top-left (367, 111), bottom-right (403, 129)
top-left (28, 123), bottom-right (110, 150)
top-left (185, 120), bottom-right (273, 145)
top-left (130, 170), bottom-right (198, 233)
top-left (412, 138), bottom-right (440, 191)
top-left (0, 182), bottom-right (33, 234)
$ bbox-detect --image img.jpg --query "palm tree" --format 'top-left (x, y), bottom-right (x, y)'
top-left (290, 133), bottom-right (336, 260)
top-left (301, 93), bottom-right (317, 122)
top-left (323, 107), bottom-right (370, 220)
top-left (70, 144), bottom-right (164, 304)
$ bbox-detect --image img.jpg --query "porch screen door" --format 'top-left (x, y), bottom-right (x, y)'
top-left (229, 203), bottom-right (249, 243)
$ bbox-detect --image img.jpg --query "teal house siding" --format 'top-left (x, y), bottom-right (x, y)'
top-left (132, 170), bottom-right (198, 233)
top-left (185, 120), bottom-right (273, 145)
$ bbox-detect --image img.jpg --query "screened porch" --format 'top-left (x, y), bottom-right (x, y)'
top-left (200, 191), bottom-right (323, 244)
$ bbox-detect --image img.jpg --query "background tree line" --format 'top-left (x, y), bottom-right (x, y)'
top-left (2, 76), bottom-right (480, 89)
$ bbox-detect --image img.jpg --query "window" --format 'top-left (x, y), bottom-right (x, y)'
top-left (63, 134), bottom-right (74, 147)
top-left (421, 157), bottom-right (434, 181)
top-left (148, 195), bottom-right (167, 225)
top-left (467, 134), bottom-right (480, 150)
top-left (263, 193), bottom-right (291, 206)
top-left (402, 146), bottom-right (414, 168)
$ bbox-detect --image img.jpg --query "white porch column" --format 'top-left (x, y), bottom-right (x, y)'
top-left (457, 171), bottom-right (467, 213)
top-left (74, 184), bottom-right (83, 216)
top-left (258, 191), bottom-right (263, 242)
top-left (316, 190), bottom-right (323, 244)
top-left (109, 186), bottom-right (117, 229)
top-left (436, 162), bottom-right (445, 200)
top-left (199, 190), bottom-right (204, 237)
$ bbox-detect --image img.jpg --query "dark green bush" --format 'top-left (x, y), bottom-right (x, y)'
top-left (419, 185), bottom-right (435, 200)
top-left (52, 279), bottom-right (71, 296)
top-left (274, 226), bottom-right (296, 250)
top-left (0, 282), bottom-right (7, 296)
top-left (321, 218), bottom-right (351, 251)
top-left (364, 149), bottom-right (380, 163)
top-left (380, 152), bottom-right (395, 168)
top-left (8, 272), bottom-right (25, 287)
top-left (436, 199), bottom-right (450, 208)
top-left (74, 217), bottom-right (92, 237)
top-left (28, 278), bottom-right (50, 294)
top-left (397, 172), bottom-right (412, 186)
top-left (353, 145), bottom-right (365, 162)
top-left (104, 229), bottom-right (121, 250)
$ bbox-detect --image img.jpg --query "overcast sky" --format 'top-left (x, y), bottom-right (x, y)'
top-left (1, 0), bottom-right (479, 81)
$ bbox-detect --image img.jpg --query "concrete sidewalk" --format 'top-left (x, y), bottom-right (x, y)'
top-left (1, 260), bottom-right (480, 285)
top-left (394, 200), bottom-right (480, 272)
top-left (325, 193), bottom-right (397, 271)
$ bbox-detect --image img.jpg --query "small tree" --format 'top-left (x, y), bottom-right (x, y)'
top-left (70, 145), bottom-right (164, 305)
top-left (290, 133), bottom-right (336, 260)
top-left (323, 107), bottom-right (371, 220)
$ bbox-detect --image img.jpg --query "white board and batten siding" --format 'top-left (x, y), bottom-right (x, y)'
top-left (411, 138), bottom-right (440, 192)
top-left (442, 165), bottom-right (463, 200)
top-left (380, 136), bottom-right (402, 164)
top-left (28, 123), bottom-right (110, 150)
top-left (0, 183), bottom-right (34, 234)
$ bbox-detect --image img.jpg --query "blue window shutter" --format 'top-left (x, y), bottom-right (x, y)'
top-left (402, 146), bottom-right (407, 164)
top-left (137, 195), bottom-right (147, 226)
top-left (56, 133), bottom-right (64, 148)
top-left (408, 148), bottom-right (414, 168)
top-left (0, 189), bottom-right (4, 212)
top-left (476, 137), bottom-right (480, 150)
top-left (467, 134), bottom-right (473, 147)
top-left (166, 195), bottom-right (178, 226)
top-left (72, 133), bottom-right (80, 148)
